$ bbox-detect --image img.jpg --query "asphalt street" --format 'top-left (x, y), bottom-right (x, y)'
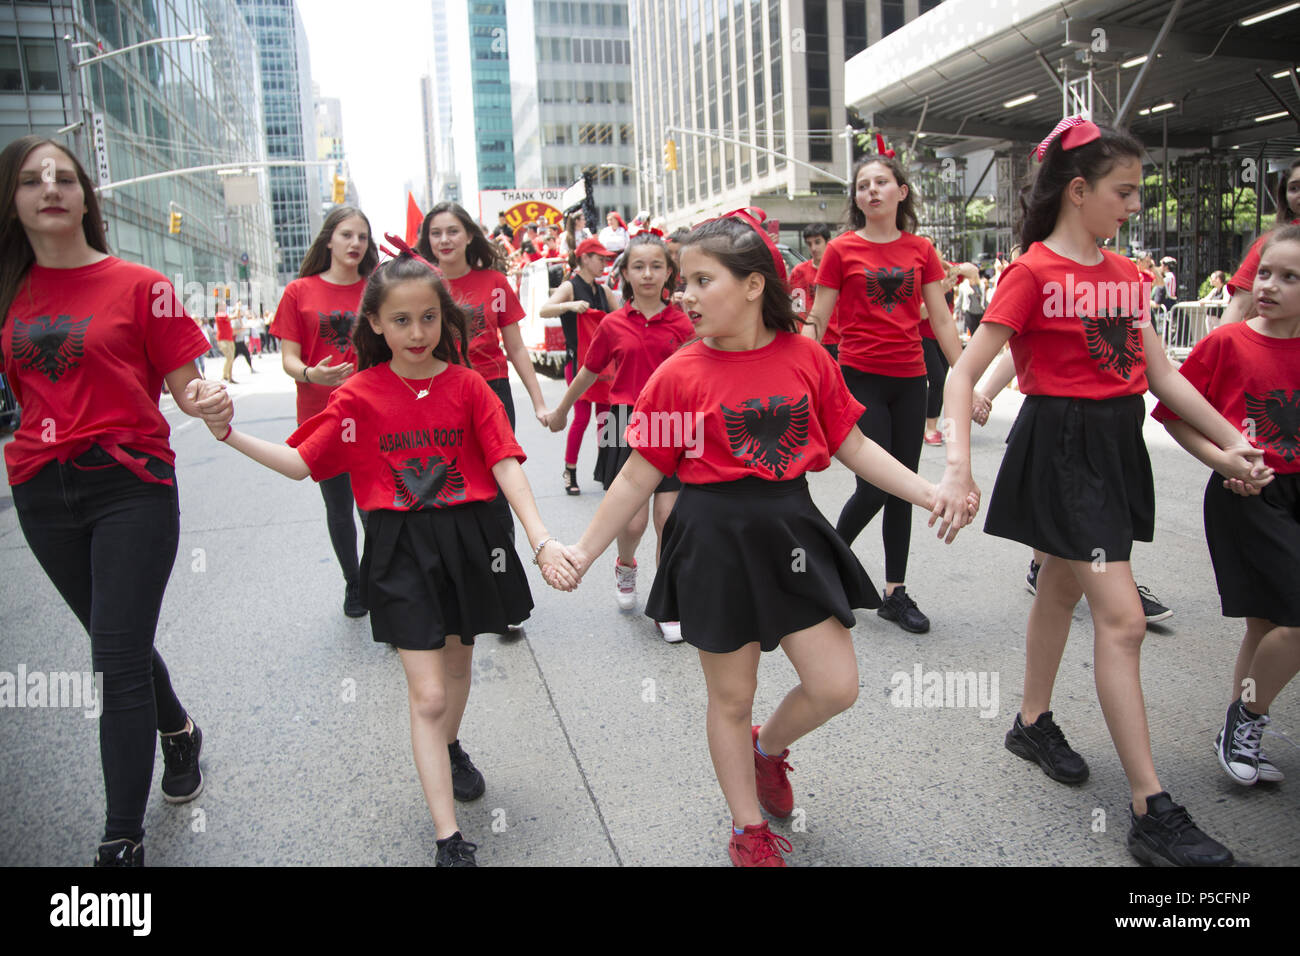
top-left (1, 351), bottom-right (1296, 866)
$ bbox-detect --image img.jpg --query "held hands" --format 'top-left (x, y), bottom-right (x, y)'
top-left (185, 379), bottom-right (232, 437)
top-left (543, 408), bottom-right (568, 433)
top-left (927, 466), bottom-right (981, 544)
top-left (1217, 442), bottom-right (1274, 496)
top-left (534, 406), bottom-right (551, 427)
top-left (311, 357), bottom-right (355, 387)
top-left (971, 392), bottom-right (992, 427)
top-left (535, 540), bottom-right (583, 591)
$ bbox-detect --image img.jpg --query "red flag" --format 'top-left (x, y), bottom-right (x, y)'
top-left (405, 193), bottom-right (423, 248)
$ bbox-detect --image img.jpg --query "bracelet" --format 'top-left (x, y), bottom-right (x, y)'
top-left (218, 424), bottom-right (232, 442)
top-left (531, 536), bottom-right (557, 564)
top-left (302, 367), bottom-right (311, 384)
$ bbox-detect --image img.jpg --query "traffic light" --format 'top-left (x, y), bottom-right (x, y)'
top-left (332, 175), bottom-right (346, 204)
top-left (664, 139), bottom-right (678, 172)
top-left (168, 209), bottom-right (182, 234)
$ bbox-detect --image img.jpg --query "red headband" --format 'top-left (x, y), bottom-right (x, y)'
top-left (875, 133), bottom-right (896, 159)
top-left (1032, 116), bottom-right (1102, 161)
top-left (378, 232), bottom-right (443, 276)
top-left (719, 206), bottom-right (787, 288)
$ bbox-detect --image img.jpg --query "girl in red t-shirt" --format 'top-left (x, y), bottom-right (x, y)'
top-left (806, 156), bottom-right (964, 635)
top-left (418, 202), bottom-right (549, 556)
top-left (271, 206), bottom-right (378, 618)
top-left (1153, 225), bottom-right (1300, 789)
top-left (938, 117), bottom-right (1269, 867)
top-left (1221, 159), bottom-right (1300, 327)
top-left (1, 136), bottom-right (220, 866)
top-left (538, 239), bottom-right (621, 494)
top-left (199, 251), bottom-right (577, 867)
top-left (543, 210), bottom-right (973, 866)
top-left (544, 234), bottom-right (694, 642)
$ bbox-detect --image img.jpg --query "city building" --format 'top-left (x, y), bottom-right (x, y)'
top-left (0, 0), bottom-right (276, 308)
top-left (235, 0), bottom-right (322, 286)
top-left (506, 0), bottom-right (638, 221)
top-left (314, 83), bottom-right (356, 210)
top-left (445, 0), bottom-right (514, 206)
top-left (426, 1), bottom-right (459, 205)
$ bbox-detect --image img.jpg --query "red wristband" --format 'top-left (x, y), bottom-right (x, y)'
top-left (218, 425), bottom-right (232, 442)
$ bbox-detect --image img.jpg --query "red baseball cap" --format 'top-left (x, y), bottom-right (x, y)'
top-left (575, 238), bottom-right (617, 258)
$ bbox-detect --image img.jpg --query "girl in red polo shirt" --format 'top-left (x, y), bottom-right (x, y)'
top-left (544, 210), bottom-right (973, 865)
top-left (199, 251), bottom-right (577, 867)
top-left (418, 202), bottom-right (549, 549)
top-left (1220, 159), bottom-right (1300, 327)
top-left (1153, 225), bottom-right (1300, 790)
top-left (544, 233), bottom-right (694, 642)
top-left (807, 156), bottom-right (964, 635)
top-left (1, 137), bottom-right (218, 866)
top-left (938, 117), bottom-right (1269, 867)
top-left (270, 206), bottom-right (377, 618)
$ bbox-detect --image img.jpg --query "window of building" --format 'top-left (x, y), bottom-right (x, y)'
top-left (22, 38), bottom-right (60, 93)
top-left (0, 39), bottom-right (22, 92)
top-left (543, 123), bottom-right (571, 145)
top-left (882, 0), bottom-right (905, 36)
top-left (844, 1), bottom-right (868, 57)
top-left (920, 0), bottom-right (943, 10)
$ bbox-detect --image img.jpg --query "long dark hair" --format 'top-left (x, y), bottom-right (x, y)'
top-left (298, 205), bottom-right (379, 279)
top-left (847, 155), bottom-right (919, 233)
top-left (679, 218), bottom-right (801, 334)
top-left (1018, 124), bottom-right (1144, 249)
top-left (352, 254), bottom-right (470, 370)
top-left (0, 136), bottom-right (109, 328)
top-left (416, 201), bottom-right (505, 273)
top-left (616, 233), bottom-right (679, 303)
top-left (1274, 159), bottom-right (1300, 225)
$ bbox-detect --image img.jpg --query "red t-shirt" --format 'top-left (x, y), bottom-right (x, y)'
top-left (269, 274), bottom-right (365, 424)
top-left (444, 268), bottom-right (525, 382)
top-left (815, 231), bottom-right (944, 376)
top-left (287, 362), bottom-right (525, 512)
top-left (1151, 322), bottom-right (1300, 474)
top-left (1230, 222), bottom-right (1300, 295)
top-left (576, 309), bottom-right (614, 404)
top-left (215, 313), bottom-right (233, 342)
top-left (789, 259), bottom-right (842, 345)
top-left (630, 332), bottom-right (865, 483)
top-left (982, 243), bottom-right (1151, 399)
top-left (2, 257), bottom-right (210, 486)
top-left (582, 303), bottom-right (694, 407)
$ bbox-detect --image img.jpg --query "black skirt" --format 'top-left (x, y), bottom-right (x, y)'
top-left (1204, 471), bottom-right (1300, 626)
top-left (645, 476), bottom-right (880, 653)
top-left (592, 403), bottom-right (682, 493)
top-left (360, 502), bottom-right (534, 650)
top-left (984, 394), bottom-right (1155, 562)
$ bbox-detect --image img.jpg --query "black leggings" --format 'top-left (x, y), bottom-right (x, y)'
top-left (233, 339), bottom-right (254, 372)
top-left (13, 448), bottom-right (190, 844)
top-left (922, 337), bottom-right (949, 420)
top-left (319, 473), bottom-right (364, 585)
top-left (487, 376), bottom-right (517, 544)
top-left (836, 367), bottom-right (927, 583)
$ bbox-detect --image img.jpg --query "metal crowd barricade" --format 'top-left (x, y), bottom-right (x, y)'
top-left (1162, 301), bottom-right (1218, 361)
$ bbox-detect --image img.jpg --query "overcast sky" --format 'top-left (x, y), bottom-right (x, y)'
top-left (297, 0), bottom-right (433, 240)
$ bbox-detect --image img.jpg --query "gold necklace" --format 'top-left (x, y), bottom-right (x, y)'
top-left (394, 368), bottom-right (435, 400)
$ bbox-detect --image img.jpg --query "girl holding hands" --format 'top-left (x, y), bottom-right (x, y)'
top-left (196, 247), bottom-right (577, 867)
top-left (937, 118), bottom-right (1269, 867)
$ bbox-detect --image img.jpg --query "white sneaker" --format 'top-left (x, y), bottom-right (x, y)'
top-left (614, 559), bottom-right (637, 611)
top-left (658, 621), bottom-right (683, 643)
top-left (1258, 754), bottom-right (1285, 783)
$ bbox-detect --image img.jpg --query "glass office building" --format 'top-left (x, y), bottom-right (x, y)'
top-left (235, 0), bottom-right (320, 287)
top-left (0, 0), bottom-right (276, 308)
top-left (468, 0), bottom-right (513, 191)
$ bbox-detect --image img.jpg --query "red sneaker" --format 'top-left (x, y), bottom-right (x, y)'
top-left (728, 821), bottom-right (792, 867)
top-left (752, 725), bottom-right (794, 818)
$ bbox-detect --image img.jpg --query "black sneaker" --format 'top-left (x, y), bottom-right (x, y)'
top-left (448, 740), bottom-right (485, 801)
top-left (1025, 559), bottom-right (1040, 596)
top-left (1137, 585), bottom-right (1172, 624)
top-left (876, 586), bottom-right (930, 633)
top-left (160, 719), bottom-right (203, 804)
top-left (94, 838), bottom-right (143, 867)
top-left (1127, 792), bottom-right (1234, 867)
top-left (435, 831), bottom-right (478, 867)
top-left (1005, 711), bottom-right (1090, 784)
top-left (1215, 697), bottom-right (1265, 786)
top-left (343, 580), bottom-right (367, 618)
